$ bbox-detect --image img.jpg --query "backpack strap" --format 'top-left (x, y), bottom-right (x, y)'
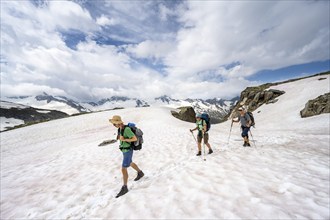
top-left (118, 125), bottom-right (134, 150)
top-left (118, 125), bottom-right (128, 136)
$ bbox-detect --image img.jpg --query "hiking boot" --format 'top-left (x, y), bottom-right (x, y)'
top-left (196, 151), bottom-right (201, 156)
top-left (243, 142), bottom-right (247, 147)
top-left (246, 143), bottom-right (251, 147)
top-left (134, 171), bottom-right (144, 181)
top-left (116, 185), bottom-right (128, 198)
top-left (208, 149), bottom-right (213, 154)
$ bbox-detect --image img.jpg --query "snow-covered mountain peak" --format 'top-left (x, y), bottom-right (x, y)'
top-left (2, 93), bottom-right (88, 115)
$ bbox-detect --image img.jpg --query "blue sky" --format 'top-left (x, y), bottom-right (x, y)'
top-left (1, 0), bottom-right (329, 101)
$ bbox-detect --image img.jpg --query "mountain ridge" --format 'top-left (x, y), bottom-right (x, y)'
top-left (1, 71), bottom-right (329, 132)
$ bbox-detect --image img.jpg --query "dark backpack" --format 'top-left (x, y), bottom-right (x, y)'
top-left (246, 112), bottom-right (255, 127)
top-left (201, 113), bottom-right (211, 131)
top-left (119, 123), bottom-right (144, 150)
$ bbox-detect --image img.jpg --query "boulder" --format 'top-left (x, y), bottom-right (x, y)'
top-left (171, 106), bottom-right (196, 123)
top-left (300, 93), bottom-right (330, 118)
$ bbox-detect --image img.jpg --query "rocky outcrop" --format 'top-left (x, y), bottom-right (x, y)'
top-left (242, 88), bottom-right (285, 111)
top-left (171, 106), bottom-right (196, 123)
top-left (1, 106), bottom-right (68, 125)
top-left (300, 93), bottom-right (330, 118)
top-left (228, 86), bottom-right (285, 119)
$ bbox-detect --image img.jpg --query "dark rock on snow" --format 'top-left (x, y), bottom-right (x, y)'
top-left (300, 93), bottom-right (330, 118)
top-left (171, 106), bottom-right (196, 123)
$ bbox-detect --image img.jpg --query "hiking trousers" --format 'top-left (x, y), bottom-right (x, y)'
top-left (197, 132), bottom-right (209, 144)
top-left (241, 126), bottom-right (250, 138)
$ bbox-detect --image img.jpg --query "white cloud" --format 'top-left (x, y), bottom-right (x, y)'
top-left (165, 1), bottom-right (330, 78)
top-left (42, 1), bottom-right (96, 32)
top-left (158, 3), bottom-right (176, 22)
top-left (0, 1), bottom-right (329, 102)
top-left (125, 40), bottom-right (175, 60)
top-left (96, 15), bottom-right (117, 26)
top-left (0, 82), bottom-right (67, 98)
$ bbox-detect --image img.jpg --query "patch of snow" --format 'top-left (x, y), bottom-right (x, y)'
top-left (0, 101), bottom-right (29, 109)
top-left (36, 110), bottom-right (51, 114)
top-left (0, 117), bottom-right (25, 131)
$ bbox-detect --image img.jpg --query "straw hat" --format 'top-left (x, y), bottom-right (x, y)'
top-left (109, 115), bottom-right (123, 124)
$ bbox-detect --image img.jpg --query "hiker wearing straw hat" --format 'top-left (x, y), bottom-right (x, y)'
top-left (232, 107), bottom-right (252, 147)
top-left (190, 113), bottom-right (213, 156)
top-left (109, 115), bottom-right (144, 198)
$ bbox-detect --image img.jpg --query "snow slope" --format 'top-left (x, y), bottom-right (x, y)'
top-left (1, 75), bottom-right (329, 219)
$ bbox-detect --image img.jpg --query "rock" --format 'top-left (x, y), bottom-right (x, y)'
top-left (264, 91), bottom-right (274, 102)
top-left (300, 93), bottom-right (330, 118)
top-left (171, 106), bottom-right (196, 123)
top-left (0, 106), bottom-right (68, 130)
top-left (235, 87), bottom-right (285, 113)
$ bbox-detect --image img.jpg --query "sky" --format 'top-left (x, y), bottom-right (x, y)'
top-left (0, 0), bottom-right (329, 102)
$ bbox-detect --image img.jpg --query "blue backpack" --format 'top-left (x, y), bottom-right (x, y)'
top-left (201, 113), bottom-right (211, 131)
top-left (118, 122), bottom-right (144, 150)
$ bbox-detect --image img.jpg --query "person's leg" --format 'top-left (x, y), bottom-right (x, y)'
top-left (197, 134), bottom-right (202, 155)
top-left (121, 151), bottom-right (133, 184)
top-left (204, 133), bottom-right (211, 149)
top-left (203, 133), bottom-right (213, 154)
top-left (121, 167), bottom-right (128, 185)
top-left (131, 162), bottom-right (144, 181)
top-left (245, 127), bottom-right (250, 146)
top-left (126, 150), bottom-right (144, 181)
top-left (116, 152), bottom-right (130, 198)
top-left (241, 127), bottom-right (250, 146)
top-left (130, 162), bottom-right (141, 172)
top-left (241, 127), bottom-right (246, 146)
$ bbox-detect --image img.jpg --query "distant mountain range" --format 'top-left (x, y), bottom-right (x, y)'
top-left (0, 93), bottom-right (238, 131)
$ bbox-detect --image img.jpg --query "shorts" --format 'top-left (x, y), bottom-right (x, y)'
top-left (122, 150), bottom-right (133, 168)
top-left (241, 126), bottom-right (250, 138)
top-left (197, 132), bottom-right (209, 144)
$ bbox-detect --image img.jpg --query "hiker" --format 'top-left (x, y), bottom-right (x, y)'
top-left (190, 113), bottom-right (213, 156)
top-left (109, 115), bottom-right (144, 198)
top-left (232, 107), bottom-right (252, 147)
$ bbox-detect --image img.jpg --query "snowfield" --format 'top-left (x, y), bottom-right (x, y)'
top-left (1, 75), bottom-right (329, 219)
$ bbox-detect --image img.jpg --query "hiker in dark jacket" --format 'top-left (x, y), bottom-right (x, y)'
top-left (232, 107), bottom-right (252, 147)
top-left (109, 115), bottom-right (144, 198)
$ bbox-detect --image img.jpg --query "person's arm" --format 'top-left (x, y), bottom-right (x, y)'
top-left (190, 125), bottom-right (198, 132)
top-left (202, 120), bottom-right (207, 133)
top-left (120, 135), bottom-right (137, 142)
top-left (119, 127), bottom-right (137, 142)
top-left (232, 117), bottom-right (239, 123)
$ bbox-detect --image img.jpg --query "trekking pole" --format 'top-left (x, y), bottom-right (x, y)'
top-left (227, 121), bottom-right (233, 146)
top-left (249, 130), bottom-right (257, 148)
top-left (202, 131), bottom-right (206, 161)
top-left (190, 130), bottom-right (197, 143)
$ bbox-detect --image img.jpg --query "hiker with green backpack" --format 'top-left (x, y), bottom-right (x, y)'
top-left (190, 113), bottom-right (213, 156)
top-left (109, 115), bottom-right (144, 198)
top-left (232, 107), bottom-right (253, 147)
